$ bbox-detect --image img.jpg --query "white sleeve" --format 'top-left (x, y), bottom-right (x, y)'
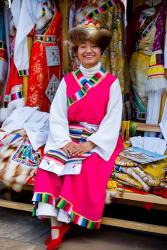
top-left (44, 78), bottom-right (71, 152)
top-left (88, 79), bottom-right (122, 161)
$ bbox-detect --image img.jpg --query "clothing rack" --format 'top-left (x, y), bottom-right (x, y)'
top-left (0, 0), bottom-right (166, 236)
top-left (0, 122), bottom-right (166, 235)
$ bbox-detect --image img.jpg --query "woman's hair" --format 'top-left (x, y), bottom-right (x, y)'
top-left (67, 27), bottom-right (112, 54)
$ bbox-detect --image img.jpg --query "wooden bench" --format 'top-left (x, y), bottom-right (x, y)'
top-left (0, 123), bottom-right (167, 234)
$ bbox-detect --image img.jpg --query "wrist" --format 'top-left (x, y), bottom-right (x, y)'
top-left (87, 141), bottom-right (96, 149)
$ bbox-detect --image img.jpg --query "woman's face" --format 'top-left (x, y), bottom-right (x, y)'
top-left (77, 40), bottom-right (101, 68)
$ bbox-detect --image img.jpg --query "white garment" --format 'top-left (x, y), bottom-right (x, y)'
top-left (45, 63), bottom-right (123, 161)
top-left (160, 98), bottom-right (167, 143)
top-left (145, 90), bottom-right (162, 137)
top-left (1, 107), bottom-right (49, 150)
top-left (37, 203), bottom-right (71, 223)
top-left (11, 0), bottom-right (44, 72)
top-left (130, 136), bottom-right (166, 155)
top-left (161, 96), bottom-right (167, 122)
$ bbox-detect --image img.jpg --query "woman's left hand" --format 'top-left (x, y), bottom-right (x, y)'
top-left (72, 141), bottom-right (96, 156)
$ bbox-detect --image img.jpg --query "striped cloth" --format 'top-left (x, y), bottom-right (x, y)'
top-left (39, 123), bottom-right (98, 176)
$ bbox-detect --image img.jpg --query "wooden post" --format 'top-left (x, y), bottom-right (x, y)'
top-left (59, 0), bottom-right (72, 73)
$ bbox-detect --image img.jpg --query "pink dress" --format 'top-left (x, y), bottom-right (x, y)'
top-left (33, 66), bottom-right (123, 229)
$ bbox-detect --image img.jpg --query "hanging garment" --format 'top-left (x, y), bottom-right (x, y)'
top-left (0, 5), bottom-right (8, 105)
top-left (3, 0), bottom-right (55, 112)
top-left (26, 9), bottom-right (62, 112)
top-left (129, 2), bottom-right (167, 121)
top-left (32, 64), bottom-right (123, 229)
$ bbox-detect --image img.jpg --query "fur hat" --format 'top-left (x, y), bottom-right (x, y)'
top-left (68, 21), bottom-right (112, 53)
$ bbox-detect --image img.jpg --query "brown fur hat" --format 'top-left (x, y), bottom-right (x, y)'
top-left (67, 25), bottom-right (112, 54)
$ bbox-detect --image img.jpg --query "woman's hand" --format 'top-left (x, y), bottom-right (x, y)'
top-left (61, 142), bottom-right (79, 156)
top-left (72, 141), bottom-right (96, 156)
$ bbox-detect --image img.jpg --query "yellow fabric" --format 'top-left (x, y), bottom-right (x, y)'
top-left (113, 172), bottom-right (143, 189)
top-left (121, 120), bottom-right (131, 142)
top-left (107, 180), bottom-right (118, 190)
top-left (23, 36), bottom-right (33, 101)
top-left (129, 51), bottom-right (150, 107)
top-left (159, 91), bottom-right (167, 122)
top-left (142, 159), bottom-right (167, 182)
top-left (147, 63), bottom-right (165, 77)
top-left (115, 155), bottom-right (136, 167)
top-left (22, 76), bottom-right (28, 101)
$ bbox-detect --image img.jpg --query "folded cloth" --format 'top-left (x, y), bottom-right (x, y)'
top-left (130, 136), bottom-right (166, 155)
top-left (1, 107), bottom-right (49, 150)
top-left (160, 120), bottom-right (167, 144)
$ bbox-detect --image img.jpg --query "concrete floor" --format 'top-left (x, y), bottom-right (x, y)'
top-left (0, 207), bottom-right (166, 250)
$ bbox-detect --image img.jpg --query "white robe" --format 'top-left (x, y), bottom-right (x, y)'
top-left (11, 0), bottom-right (46, 73)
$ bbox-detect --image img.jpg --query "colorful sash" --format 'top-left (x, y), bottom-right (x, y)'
top-left (67, 66), bottom-right (106, 107)
top-left (39, 123), bottom-right (98, 176)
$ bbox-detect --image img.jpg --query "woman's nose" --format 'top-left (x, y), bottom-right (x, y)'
top-left (85, 46), bottom-right (92, 52)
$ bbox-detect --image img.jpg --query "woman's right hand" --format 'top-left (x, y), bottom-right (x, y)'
top-left (61, 142), bottom-right (79, 156)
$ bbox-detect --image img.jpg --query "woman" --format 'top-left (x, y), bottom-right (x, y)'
top-left (32, 22), bottom-right (123, 250)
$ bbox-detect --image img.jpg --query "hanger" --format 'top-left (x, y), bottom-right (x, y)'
top-left (145, 0), bottom-right (162, 7)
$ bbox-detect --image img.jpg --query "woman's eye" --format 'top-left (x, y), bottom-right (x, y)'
top-left (92, 45), bottom-right (98, 48)
top-left (79, 45), bottom-right (86, 49)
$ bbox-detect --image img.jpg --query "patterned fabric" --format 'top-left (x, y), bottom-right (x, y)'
top-left (85, 0), bottom-right (113, 21)
top-left (112, 151), bottom-right (167, 192)
top-left (12, 140), bottom-right (41, 167)
top-left (26, 11), bottom-right (62, 112)
top-left (0, 129), bottom-right (40, 192)
top-left (67, 66), bottom-right (106, 107)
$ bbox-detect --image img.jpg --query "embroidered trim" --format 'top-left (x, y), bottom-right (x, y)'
top-left (57, 197), bottom-right (101, 229)
top-left (32, 192), bottom-right (56, 216)
top-left (19, 69), bottom-right (29, 76)
top-left (34, 35), bottom-right (58, 43)
top-left (32, 193), bottom-right (101, 229)
top-left (69, 124), bottom-right (94, 142)
top-left (40, 123), bottom-right (94, 175)
top-left (67, 66), bottom-right (106, 107)
top-left (85, 0), bottom-right (113, 20)
top-left (4, 85), bottom-right (23, 104)
top-left (0, 41), bottom-right (6, 50)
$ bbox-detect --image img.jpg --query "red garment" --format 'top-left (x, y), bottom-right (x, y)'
top-left (4, 58), bottom-right (23, 106)
top-left (152, 187), bottom-right (167, 199)
top-left (26, 11), bottom-right (62, 112)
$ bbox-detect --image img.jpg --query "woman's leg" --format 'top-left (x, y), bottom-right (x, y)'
top-left (50, 217), bottom-right (63, 239)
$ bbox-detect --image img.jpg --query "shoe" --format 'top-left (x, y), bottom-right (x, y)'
top-left (46, 224), bottom-right (71, 250)
top-left (45, 235), bottom-right (51, 245)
